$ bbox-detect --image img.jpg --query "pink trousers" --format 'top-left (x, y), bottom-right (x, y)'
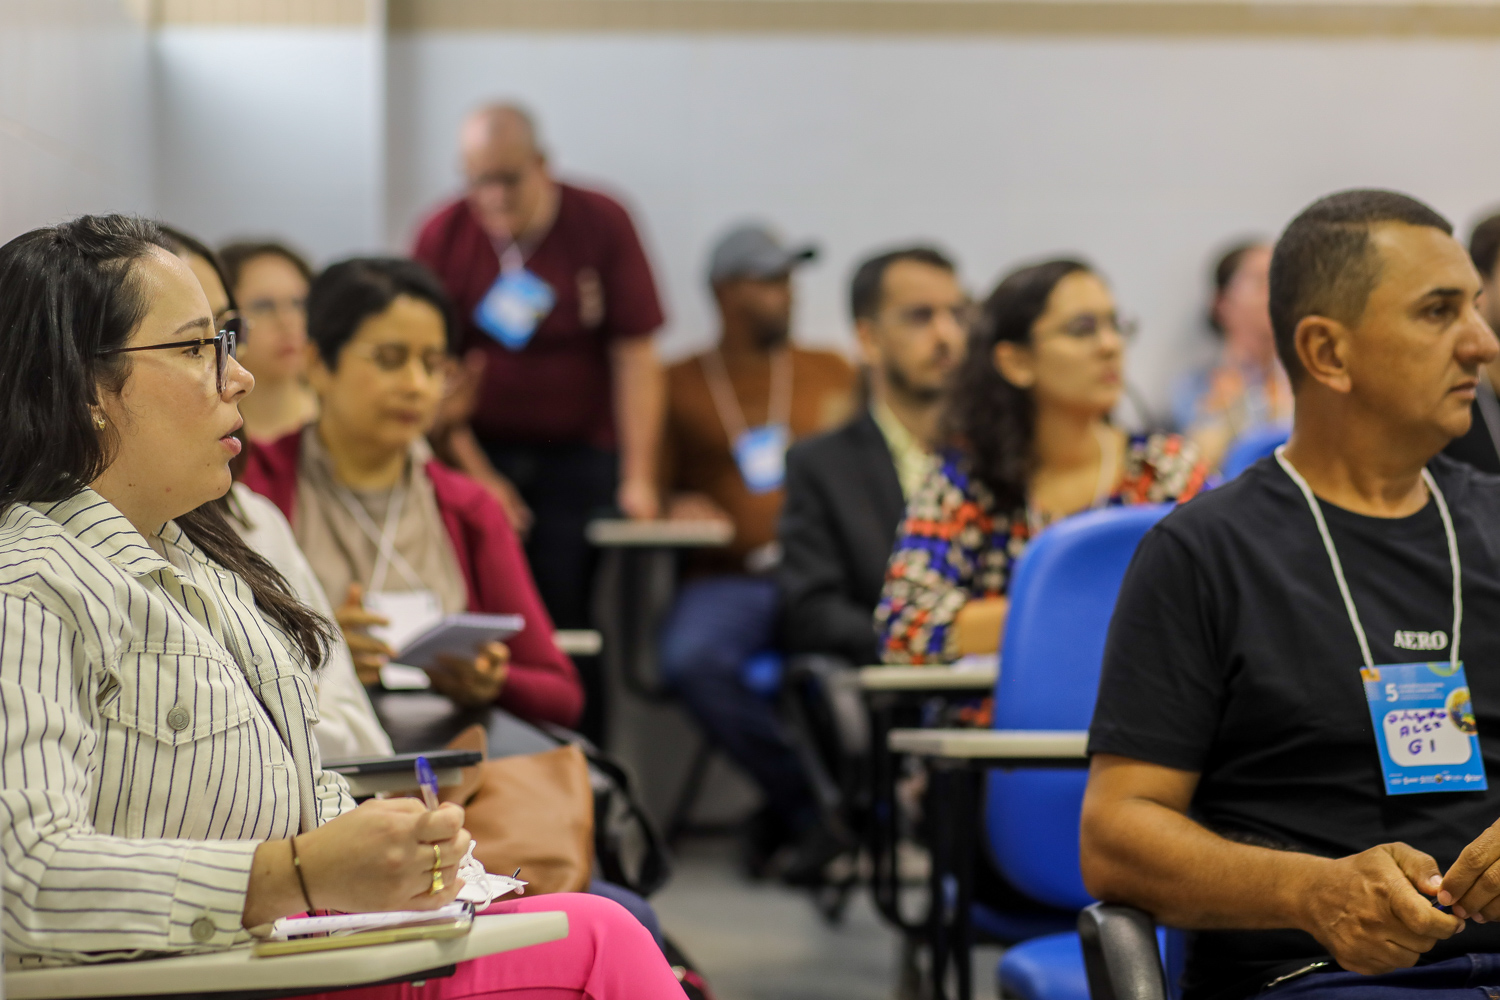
top-left (293, 893), bottom-right (685, 1000)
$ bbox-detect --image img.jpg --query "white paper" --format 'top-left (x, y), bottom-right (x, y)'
top-left (268, 851), bottom-right (526, 940)
top-left (378, 663), bottom-right (432, 690)
top-left (365, 590), bottom-right (444, 655)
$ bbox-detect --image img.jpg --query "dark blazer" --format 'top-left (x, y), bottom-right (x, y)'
top-left (1445, 397), bottom-right (1500, 475)
top-left (777, 411), bottom-right (907, 664)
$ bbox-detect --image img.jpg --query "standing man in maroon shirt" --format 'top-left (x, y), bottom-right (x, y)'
top-left (413, 103), bottom-right (665, 658)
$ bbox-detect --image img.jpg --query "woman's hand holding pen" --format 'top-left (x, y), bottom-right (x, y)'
top-left (242, 799), bottom-right (471, 928)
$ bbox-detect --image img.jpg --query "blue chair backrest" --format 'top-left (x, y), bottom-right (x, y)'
top-left (1220, 426), bottom-right (1289, 481)
top-left (984, 504), bottom-right (1172, 912)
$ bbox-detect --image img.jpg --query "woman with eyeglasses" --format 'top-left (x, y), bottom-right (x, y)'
top-left (242, 257), bottom-right (583, 732)
top-left (876, 258), bottom-right (1209, 664)
top-left (220, 240), bottom-right (320, 442)
top-left (0, 216), bottom-right (680, 996)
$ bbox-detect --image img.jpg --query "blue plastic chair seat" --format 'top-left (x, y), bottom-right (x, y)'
top-left (998, 928), bottom-right (1171, 1000)
top-left (971, 902), bottom-right (1077, 946)
top-left (997, 931), bottom-right (1088, 1000)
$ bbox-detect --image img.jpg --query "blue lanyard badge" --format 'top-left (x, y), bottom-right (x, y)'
top-left (473, 268), bottom-right (555, 351)
top-left (733, 424), bottom-right (789, 494)
top-left (1363, 662), bottom-right (1485, 794)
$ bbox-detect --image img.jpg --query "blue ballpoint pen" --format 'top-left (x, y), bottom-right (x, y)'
top-left (415, 755), bottom-right (440, 811)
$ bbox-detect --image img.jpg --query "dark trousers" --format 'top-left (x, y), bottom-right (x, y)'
top-left (481, 441), bottom-right (618, 742)
top-left (658, 575), bottom-right (814, 824)
top-left (1257, 955), bottom-right (1500, 999)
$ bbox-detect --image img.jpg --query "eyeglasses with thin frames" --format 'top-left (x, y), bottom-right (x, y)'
top-left (347, 342), bottom-right (449, 378)
top-left (887, 302), bottom-right (979, 330)
top-left (1038, 312), bottom-right (1138, 343)
top-left (98, 315), bottom-right (241, 394)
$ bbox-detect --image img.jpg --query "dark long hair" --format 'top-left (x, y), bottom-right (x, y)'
top-left (941, 258), bottom-right (1090, 511)
top-left (0, 215), bottom-right (332, 668)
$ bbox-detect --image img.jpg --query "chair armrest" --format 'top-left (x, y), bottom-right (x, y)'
top-left (858, 666), bottom-right (998, 693)
top-left (585, 518), bottom-right (733, 547)
top-left (887, 728), bottom-right (1087, 762)
top-left (1078, 903), bottom-right (1168, 1000)
top-left (3, 911), bottom-right (568, 1000)
top-left (553, 629), bottom-right (602, 656)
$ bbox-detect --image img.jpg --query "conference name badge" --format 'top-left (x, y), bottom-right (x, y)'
top-left (733, 424), bottom-right (790, 494)
top-left (1361, 661), bottom-right (1486, 795)
top-left (474, 268), bottom-right (555, 351)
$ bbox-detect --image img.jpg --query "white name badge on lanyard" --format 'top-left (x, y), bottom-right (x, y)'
top-left (1277, 447), bottom-right (1486, 795)
top-left (474, 268), bottom-right (555, 351)
top-left (733, 424), bottom-right (789, 494)
top-left (1362, 662), bottom-right (1484, 791)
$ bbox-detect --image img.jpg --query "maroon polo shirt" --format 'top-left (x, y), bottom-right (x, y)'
top-left (413, 182), bottom-right (664, 450)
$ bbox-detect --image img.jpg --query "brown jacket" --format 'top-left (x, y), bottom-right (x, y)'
top-left (663, 346), bottom-right (856, 575)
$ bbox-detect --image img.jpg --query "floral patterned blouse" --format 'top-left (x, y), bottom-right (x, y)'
top-left (875, 432), bottom-right (1208, 664)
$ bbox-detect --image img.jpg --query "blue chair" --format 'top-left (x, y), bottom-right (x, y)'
top-left (1220, 425), bottom-right (1289, 480)
top-left (976, 505), bottom-right (1181, 1000)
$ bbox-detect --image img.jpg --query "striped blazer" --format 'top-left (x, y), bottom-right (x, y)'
top-left (0, 490), bottom-right (354, 964)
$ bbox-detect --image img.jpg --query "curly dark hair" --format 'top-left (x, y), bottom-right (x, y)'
top-left (941, 258), bottom-right (1091, 511)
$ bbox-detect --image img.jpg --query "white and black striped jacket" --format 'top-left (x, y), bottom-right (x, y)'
top-left (0, 490), bottom-right (353, 964)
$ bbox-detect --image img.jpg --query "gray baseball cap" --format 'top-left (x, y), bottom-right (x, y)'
top-left (707, 223), bottom-right (819, 285)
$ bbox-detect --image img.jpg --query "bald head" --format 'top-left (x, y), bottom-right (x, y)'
top-left (460, 102), bottom-right (554, 241)
top-left (460, 103), bottom-right (542, 160)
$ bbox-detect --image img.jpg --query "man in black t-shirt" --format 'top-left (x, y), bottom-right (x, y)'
top-left (1083, 190), bottom-right (1500, 1000)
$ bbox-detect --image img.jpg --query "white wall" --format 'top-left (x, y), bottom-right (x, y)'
top-left (387, 33), bottom-right (1500, 412)
top-left (0, 0), bottom-right (153, 242)
top-left (153, 24), bottom-right (386, 263)
top-left (12, 18), bottom-right (1500, 414)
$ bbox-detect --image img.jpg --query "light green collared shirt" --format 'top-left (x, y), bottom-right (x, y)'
top-left (871, 402), bottom-right (937, 500)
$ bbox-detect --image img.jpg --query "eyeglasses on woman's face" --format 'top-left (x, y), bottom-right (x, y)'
top-left (99, 315), bottom-right (241, 394)
top-left (347, 342), bottom-right (449, 378)
top-left (243, 296), bottom-right (307, 326)
top-left (1037, 312), bottom-right (1139, 344)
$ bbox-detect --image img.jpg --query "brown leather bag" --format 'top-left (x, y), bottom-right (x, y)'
top-left (439, 725), bottom-right (594, 895)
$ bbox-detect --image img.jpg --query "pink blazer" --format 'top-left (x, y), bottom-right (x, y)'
top-left (243, 432), bottom-right (583, 729)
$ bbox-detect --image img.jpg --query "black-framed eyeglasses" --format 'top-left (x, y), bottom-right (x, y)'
top-left (99, 315), bottom-right (241, 393)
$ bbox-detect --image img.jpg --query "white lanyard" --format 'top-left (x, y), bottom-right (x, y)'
top-left (331, 480), bottom-right (426, 593)
top-left (701, 348), bottom-right (793, 441)
top-left (1275, 445), bottom-right (1462, 670)
top-left (487, 220), bottom-right (552, 277)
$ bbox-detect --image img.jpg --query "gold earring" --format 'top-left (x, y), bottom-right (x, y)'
top-left (94, 414), bottom-right (106, 429)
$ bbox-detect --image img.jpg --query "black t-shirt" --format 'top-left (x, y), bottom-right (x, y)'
top-left (1089, 454), bottom-right (1500, 1000)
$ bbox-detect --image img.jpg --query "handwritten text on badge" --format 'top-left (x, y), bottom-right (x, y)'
top-left (1383, 707), bottom-right (1473, 766)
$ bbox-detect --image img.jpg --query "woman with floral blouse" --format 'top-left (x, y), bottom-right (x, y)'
top-left (877, 258), bottom-right (1208, 664)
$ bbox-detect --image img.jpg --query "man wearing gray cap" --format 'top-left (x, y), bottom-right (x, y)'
top-left (659, 222), bottom-right (857, 879)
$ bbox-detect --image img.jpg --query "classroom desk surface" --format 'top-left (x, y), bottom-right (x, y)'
top-left (858, 665), bottom-right (997, 692)
top-left (4, 911), bottom-right (569, 1000)
top-left (887, 728), bottom-right (1088, 760)
top-left (584, 518), bottom-right (733, 548)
